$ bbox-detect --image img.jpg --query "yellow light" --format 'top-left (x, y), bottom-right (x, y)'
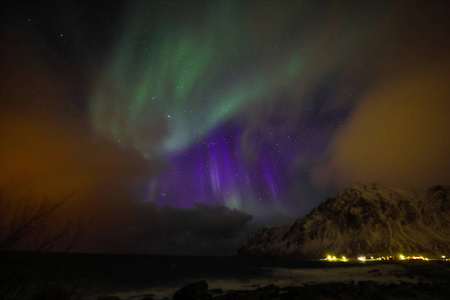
top-left (325, 255), bottom-right (337, 261)
top-left (400, 255), bottom-right (405, 260)
top-left (357, 256), bottom-right (366, 262)
top-left (443, 256), bottom-right (446, 258)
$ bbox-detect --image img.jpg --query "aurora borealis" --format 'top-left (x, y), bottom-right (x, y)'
top-left (1, 0), bottom-right (450, 255)
top-left (89, 1), bottom-right (362, 215)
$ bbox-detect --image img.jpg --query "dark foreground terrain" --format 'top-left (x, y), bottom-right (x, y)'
top-left (171, 280), bottom-right (450, 300)
top-left (1, 252), bottom-right (449, 300)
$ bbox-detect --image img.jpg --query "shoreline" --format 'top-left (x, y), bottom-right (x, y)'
top-left (95, 261), bottom-right (450, 300)
top-left (2, 252), bottom-right (449, 300)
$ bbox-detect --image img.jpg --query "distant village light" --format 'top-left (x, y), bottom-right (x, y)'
top-left (322, 254), bottom-right (434, 262)
top-left (324, 255), bottom-right (340, 261)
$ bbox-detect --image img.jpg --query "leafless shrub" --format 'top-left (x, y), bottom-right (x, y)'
top-left (0, 192), bottom-right (83, 300)
top-left (0, 193), bottom-right (81, 252)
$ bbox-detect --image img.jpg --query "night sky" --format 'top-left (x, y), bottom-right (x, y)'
top-left (1, 0), bottom-right (449, 255)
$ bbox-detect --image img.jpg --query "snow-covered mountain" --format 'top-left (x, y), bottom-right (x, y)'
top-left (239, 184), bottom-right (450, 259)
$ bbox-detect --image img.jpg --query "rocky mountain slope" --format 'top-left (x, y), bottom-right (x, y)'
top-left (239, 184), bottom-right (450, 258)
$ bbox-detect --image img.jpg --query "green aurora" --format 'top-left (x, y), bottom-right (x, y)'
top-left (89, 1), bottom-right (370, 157)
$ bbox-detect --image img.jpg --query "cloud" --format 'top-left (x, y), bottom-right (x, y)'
top-left (0, 38), bottom-right (156, 197)
top-left (0, 23), bottom-right (163, 248)
top-left (80, 202), bottom-right (253, 256)
top-left (312, 59), bottom-right (450, 189)
top-left (311, 1), bottom-right (450, 190)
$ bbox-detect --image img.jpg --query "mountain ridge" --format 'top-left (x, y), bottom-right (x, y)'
top-left (239, 184), bottom-right (450, 258)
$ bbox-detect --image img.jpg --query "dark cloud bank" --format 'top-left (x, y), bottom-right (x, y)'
top-left (84, 203), bottom-right (253, 256)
